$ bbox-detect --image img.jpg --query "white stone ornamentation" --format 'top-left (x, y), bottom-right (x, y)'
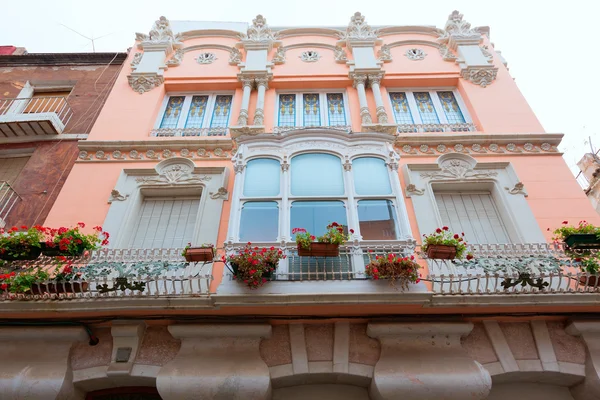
top-left (228, 47), bottom-right (242, 65)
top-left (135, 16), bottom-right (182, 47)
top-left (209, 187), bottom-right (229, 200)
top-left (136, 158), bottom-right (211, 186)
top-left (405, 184), bottom-right (425, 196)
top-left (196, 52), bottom-right (217, 64)
top-left (108, 189), bottom-right (128, 204)
top-left (130, 53), bottom-right (142, 68)
top-left (461, 67), bottom-right (498, 88)
top-left (439, 10), bottom-right (481, 45)
top-left (240, 14), bottom-right (278, 42)
top-left (166, 49), bottom-right (184, 66)
top-left (334, 46), bottom-right (348, 63)
top-left (127, 75), bottom-right (164, 94)
top-left (272, 47), bottom-right (286, 64)
top-left (405, 48), bottom-right (426, 61)
top-left (300, 50), bottom-right (320, 62)
top-left (504, 182), bottom-right (527, 196)
top-left (377, 44), bottom-right (392, 62)
top-left (341, 12), bottom-right (378, 43)
top-left (420, 154), bottom-right (497, 180)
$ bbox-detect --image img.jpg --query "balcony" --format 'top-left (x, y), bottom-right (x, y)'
top-left (0, 96), bottom-right (73, 136)
top-left (150, 127), bottom-right (228, 137)
top-left (0, 244), bottom-right (597, 309)
top-left (396, 123), bottom-right (477, 133)
top-left (0, 181), bottom-right (21, 228)
top-left (273, 125), bottom-right (353, 135)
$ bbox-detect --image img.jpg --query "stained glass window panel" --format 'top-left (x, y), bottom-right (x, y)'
top-left (357, 200), bottom-right (399, 240)
top-left (413, 92), bottom-right (440, 124)
top-left (278, 94), bottom-right (296, 126)
top-left (326, 93), bottom-right (346, 126)
top-left (209, 95), bottom-right (233, 128)
top-left (159, 96), bottom-right (184, 129)
top-left (239, 202), bottom-right (279, 242)
top-left (437, 91), bottom-right (466, 123)
top-left (302, 94), bottom-right (321, 126)
top-left (389, 92), bottom-right (414, 124)
top-left (184, 95), bottom-right (209, 128)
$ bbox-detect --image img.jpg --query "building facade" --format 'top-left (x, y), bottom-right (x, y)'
top-left (1, 11), bottom-right (600, 400)
top-left (0, 51), bottom-right (127, 228)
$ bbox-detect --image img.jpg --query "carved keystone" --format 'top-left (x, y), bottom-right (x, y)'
top-left (157, 324), bottom-right (272, 400)
top-left (367, 322), bottom-right (491, 400)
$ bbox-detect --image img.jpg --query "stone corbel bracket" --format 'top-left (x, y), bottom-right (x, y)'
top-left (157, 324), bottom-right (272, 399)
top-left (367, 322), bottom-right (491, 400)
top-left (107, 321), bottom-right (146, 377)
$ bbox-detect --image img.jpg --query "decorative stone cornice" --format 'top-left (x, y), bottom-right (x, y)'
top-left (461, 66), bottom-right (498, 88)
top-left (439, 10), bottom-right (482, 50)
top-left (395, 133), bottom-right (563, 156)
top-left (127, 74), bottom-right (164, 94)
top-left (230, 125), bottom-right (266, 138)
top-left (340, 12), bottom-right (381, 48)
top-left (362, 123), bottom-right (397, 134)
top-left (78, 139), bottom-right (233, 162)
top-left (135, 16), bottom-right (182, 51)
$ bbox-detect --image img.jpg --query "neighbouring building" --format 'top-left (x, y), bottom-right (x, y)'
top-left (0, 50), bottom-right (127, 228)
top-left (578, 152), bottom-right (600, 214)
top-left (1, 11), bottom-right (600, 400)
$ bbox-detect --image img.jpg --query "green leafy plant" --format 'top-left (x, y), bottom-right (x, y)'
top-left (0, 225), bottom-right (45, 259)
top-left (365, 252), bottom-right (421, 290)
top-left (294, 223), bottom-right (354, 250)
top-left (551, 221), bottom-right (600, 274)
top-left (5, 268), bottom-right (49, 293)
top-left (421, 226), bottom-right (471, 259)
top-left (43, 223), bottom-right (109, 256)
top-left (222, 243), bottom-right (286, 288)
top-left (551, 220), bottom-right (600, 241)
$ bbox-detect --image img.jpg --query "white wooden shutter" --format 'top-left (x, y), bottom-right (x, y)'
top-left (435, 192), bottom-right (510, 244)
top-left (130, 198), bottom-right (199, 249)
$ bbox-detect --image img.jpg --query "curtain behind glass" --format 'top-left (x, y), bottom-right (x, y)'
top-left (243, 158), bottom-right (280, 197)
top-left (290, 201), bottom-right (347, 239)
top-left (352, 157), bottom-right (392, 195)
top-left (357, 199), bottom-right (398, 240)
top-left (291, 153), bottom-right (344, 196)
top-left (239, 201), bottom-right (279, 241)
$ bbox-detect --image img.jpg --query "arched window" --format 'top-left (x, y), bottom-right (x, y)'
top-left (243, 158), bottom-right (280, 197)
top-left (291, 153), bottom-right (344, 196)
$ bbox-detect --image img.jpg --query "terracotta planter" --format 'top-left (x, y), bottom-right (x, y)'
top-left (30, 281), bottom-right (88, 294)
top-left (184, 247), bottom-right (214, 262)
top-left (40, 242), bottom-right (85, 257)
top-left (0, 246), bottom-right (42, 261)
top-left (565, 234), bottom-right (600, 250)
top-left (426, 244), bottom-right (457, 260)
top-left (297, 243), bottom-right (340, 257)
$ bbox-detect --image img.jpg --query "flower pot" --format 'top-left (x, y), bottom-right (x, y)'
top-left (565, 234), bottom-right (600, 250)
top-left (230, 262), bottom-right (275, 280)
top-left (0, 246), bottom-right (42, 261)
top-left (579, 275), bottom-right (599, 286)
top-left (40, 242), bottom-right (85, 257)
top-left (426, 244), bottom-right (457, 260)
top-left (30, 281), bottom-right (88, 294)
top-left (184, 247), bottom-right (214, 262)
top-left (297, 243), bottom-right (340, 257)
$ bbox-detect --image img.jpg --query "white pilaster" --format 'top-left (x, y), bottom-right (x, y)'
top-left (227, 148), bottom-right (247, 244)
top-left (236, 79), bottom-right (253, 126)
top-left (254, 77), bottom-right (268, 126)
top-left (353, 75), bottom-right (372, 125)
top-left (386, 151), bottom-right (412, 240)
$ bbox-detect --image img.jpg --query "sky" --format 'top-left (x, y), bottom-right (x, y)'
top-left (1, 0), bottom-right (598, 180)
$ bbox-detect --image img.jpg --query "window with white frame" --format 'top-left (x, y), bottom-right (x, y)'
top-left (388, 90), bottom-right (469, 125)
top-left (238, 153), bottom-right (401, 242)
top-left (277, 92), bottom-right (349, 127)
top-left (156, 93), bottom-right (233, 133)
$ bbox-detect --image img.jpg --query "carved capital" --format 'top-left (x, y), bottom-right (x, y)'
top-left (352, 74), bottom-right (368, 88)
top-left (156, 324), bottom-right (272, 400)
top-left (254, 77), bottom-right (269, 89)
top-left (368, 323), bottom-right (491, 400)
top-left (368, 73), bottom-right (384, 86)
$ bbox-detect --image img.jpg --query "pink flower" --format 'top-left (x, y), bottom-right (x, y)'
top-left (436, 228), bottom-right (442, 233)
top-left (442, 226), bottom-right (449, 231)
top-left (453, 234), bottom-right (459, 239)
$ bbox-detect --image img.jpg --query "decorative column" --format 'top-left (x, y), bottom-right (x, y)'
top-left (156, 324), bottom-right (272, 400)
top-left (353, 74), bottom-right (372, 125)
top-left (236, 78), bottom-right (254, 126)
top-left (367, 322), bottom-right (491, 400)
top-left (566, 321), bottom-right (600, 400)
top-left (0, 326), bottom-right (88, 399)
top-left (385, 146), bottom-right (413, 240)
top-left (365, 73), bottom-right (397, 134)
top-left (230, 15), bottom-right (280, 138)
top-left (226, 148), bottom-right (246, 244)
top-left (253, 77), bottom-right (268, 126)
top-left (279, 155), bottom-right (290, 277)
top-left (128, 16), bottom-right (182, 94)
top-left (341, 157), bottom-right (365, 274)
top-left (439, 11), bottom-right (498, 88)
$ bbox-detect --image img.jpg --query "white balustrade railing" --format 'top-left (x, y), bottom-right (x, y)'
top-left (273, 125), bottom-right (352, 135)
top-left (0, 96), bottom-right (73, 127)
top-left (150, 127), bottom-right (228, 137)
top-left (396, 123), bottom-right (477, 133)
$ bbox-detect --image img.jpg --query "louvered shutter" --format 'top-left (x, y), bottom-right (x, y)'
top-left (130, 198), bottom-right (199, 249)
top-left (435, 192), bottom-right (510, 244)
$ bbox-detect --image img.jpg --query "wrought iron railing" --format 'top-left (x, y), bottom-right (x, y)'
top-left (0, 96), bottom-right (73, 127)
top-left (396, 123), bottom-right (477, 133)
top-left (150, 127), bottom-right (228, 137)
top-left (0, 181), bottom-right (21, 228)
